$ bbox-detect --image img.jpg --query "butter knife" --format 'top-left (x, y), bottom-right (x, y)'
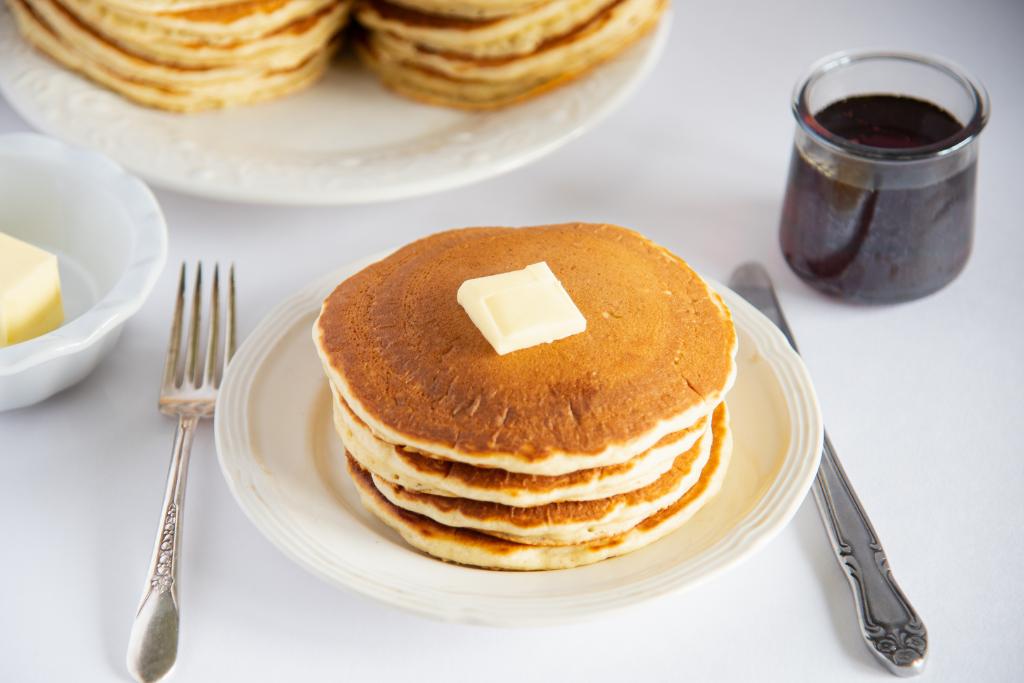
top-left (729, 262), bottom-right (927, 677)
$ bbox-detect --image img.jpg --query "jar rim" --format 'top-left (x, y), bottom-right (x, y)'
top-left (792, 49), bottom-right (990, 162)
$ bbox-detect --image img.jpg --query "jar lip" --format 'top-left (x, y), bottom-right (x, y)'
top-left (792, 49), bottom-right (990, 162)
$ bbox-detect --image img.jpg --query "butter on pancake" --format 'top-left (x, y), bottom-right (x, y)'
top-left (346, 403), bottom-right (733, 571)
top-left (457, 261), bottom-right (586, 356)
top-left (314, 223), bottom-right (736, 476)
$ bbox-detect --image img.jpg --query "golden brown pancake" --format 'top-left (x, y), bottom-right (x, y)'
top-left (333, 383), bottom-right (710, 505)
top-left (21, 0), bottom-right (343, 75)
top-left (314, 223), bottom-right (737, 475)
top-left (369, 403), bottom-right (723, 545)
top-left (370, 0), bottom-right (546, 20)
top-left (346, 401), bottom-right (733, 570)
top-left (360, 0), bottom-right (500, 29)
top-left (159, 0), bottom-right (306, 24)
top-left (369, 0), bottom-right (629, 65)
top-left (7, 0), bottom-right (349, 111)
top-left (62, 0), bottom-right (338, 44)
top-left (355, 0), bottom-right (621, 61)
top-left (353, 0), bottom-right (665, 108)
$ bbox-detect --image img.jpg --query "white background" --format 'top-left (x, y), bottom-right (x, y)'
top-left (2, 0), bottom-right (1023, 680)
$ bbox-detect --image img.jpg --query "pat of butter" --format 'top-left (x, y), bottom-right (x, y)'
top-left (0, 232), bottom-right (64, 347)
top-left (457, 262), bottom-right (586, 355)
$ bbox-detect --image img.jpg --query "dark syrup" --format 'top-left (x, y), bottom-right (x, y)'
top-left (780, 95), bottom-right (975, 302)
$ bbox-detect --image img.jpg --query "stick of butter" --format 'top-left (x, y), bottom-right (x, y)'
top-left (0, 232), bottom-right (64, 347)
top-left (457, 262), bottom-right (586, 355)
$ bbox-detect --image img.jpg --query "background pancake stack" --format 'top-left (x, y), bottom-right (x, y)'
top-left (6, 0), bottom-right (351, 111)
top-left (354, 0), bottom-right (668, 108)
top-left (314, 223), bottom-right (737, 570)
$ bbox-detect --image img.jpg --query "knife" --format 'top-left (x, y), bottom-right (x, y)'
top-left (729, 262), bottom-right (928, 677)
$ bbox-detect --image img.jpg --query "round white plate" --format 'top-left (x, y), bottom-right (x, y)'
top-left (0, 7), bottom-right (670, 206)
top-left (214, 254), bottom-right (824, 626)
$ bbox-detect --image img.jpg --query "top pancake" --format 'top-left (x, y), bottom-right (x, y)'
top-left (314, 223), bottom-right (737, 475)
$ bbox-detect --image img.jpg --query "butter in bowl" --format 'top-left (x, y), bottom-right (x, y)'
top-left (0, 133), bottom-right (167, 411)
top-left (0, 232), bottom-right (65, 347)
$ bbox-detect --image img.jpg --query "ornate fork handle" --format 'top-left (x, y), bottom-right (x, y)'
top-left (812, 433), bottom-right (928, 676)
top-left (127, 415), bottom-right (198, 683)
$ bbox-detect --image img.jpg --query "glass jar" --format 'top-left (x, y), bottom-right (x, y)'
top-left (779, 50), bottom-right (989, 303)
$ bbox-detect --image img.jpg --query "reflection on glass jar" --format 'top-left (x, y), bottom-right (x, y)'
top-left (779, 50), bottom-right (989, 304)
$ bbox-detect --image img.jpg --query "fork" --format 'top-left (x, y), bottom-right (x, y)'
top-left (127, 263), bottom-right (236, 683)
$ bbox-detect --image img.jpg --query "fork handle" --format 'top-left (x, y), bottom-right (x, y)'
top-left (812, 432), bottom-right (928, 676)
top-left (127, 415), bottom-right (198, 683)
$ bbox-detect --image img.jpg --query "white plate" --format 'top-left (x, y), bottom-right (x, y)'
top-left (0, 8), bottom-right (670, 206)
top-left (214, 254), bottom-right (824, 625)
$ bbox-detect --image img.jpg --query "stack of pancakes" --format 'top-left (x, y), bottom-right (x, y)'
top-left (314, 223), bottom-right (737, 570)
top-left (6, 0), bottom-right (351, 111)
top-left (354, 0), bottom-right (667, 108)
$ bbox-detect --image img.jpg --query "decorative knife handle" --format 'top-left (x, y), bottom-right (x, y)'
top-left (812, 433), bottom-right (928, 676)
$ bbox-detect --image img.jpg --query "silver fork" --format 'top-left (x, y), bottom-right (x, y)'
top-left (127, 263), bottom-right (236, 683)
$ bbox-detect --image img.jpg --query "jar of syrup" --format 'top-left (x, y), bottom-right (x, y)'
top-left (780, 50), bottom-right (989, 303)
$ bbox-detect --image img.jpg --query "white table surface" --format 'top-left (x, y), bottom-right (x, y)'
top-left (2, 0), bottom-right (1023, 680)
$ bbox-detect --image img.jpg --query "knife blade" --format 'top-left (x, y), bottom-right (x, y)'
top-left (729, 262), bottom-right (928, 677)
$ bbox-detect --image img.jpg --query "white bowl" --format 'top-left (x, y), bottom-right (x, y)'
top-left (0, 133), bottom-right (167, 411)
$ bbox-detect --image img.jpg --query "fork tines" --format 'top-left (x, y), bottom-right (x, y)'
top-left (161, 262), bottom-right (236, 393)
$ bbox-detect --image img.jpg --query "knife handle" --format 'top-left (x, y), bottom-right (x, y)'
top-left (811, 433), bottom-right (928, 677)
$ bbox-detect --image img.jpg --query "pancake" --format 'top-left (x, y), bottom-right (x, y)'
top-left (92, 0), bottom-right (281, 13)
top-left (366, 0), bottom-right (652, 79)
top-left (19, 0), bottom-right (345, 83)
top-left (333, 384), bottom-right (711, 506)
top-left (371, 0), bottom-right (546, 20)
top-left (49, 0), bottom-right (350, 70)
top-left (61, 0), bottom-right (340, 44)
top-left (9, 0), bottom-right (336, 111)
top-left (314, 224), bottom-right (737, 476)
top-left (354, 0), bottom-right (664, 108)
top-left (355, 0), bottom-right (620, 60)
top-left (347, 402), bottom-right (733, 570)
top-left (369, 403), bottom-right (721, 545)
top-left (7, 0), bottom-right (348, 111)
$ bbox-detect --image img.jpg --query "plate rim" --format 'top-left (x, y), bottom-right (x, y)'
top-left (0, 9), bottom-right (672, 206)
top-left (214, 252), bottom-right (824, 626)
